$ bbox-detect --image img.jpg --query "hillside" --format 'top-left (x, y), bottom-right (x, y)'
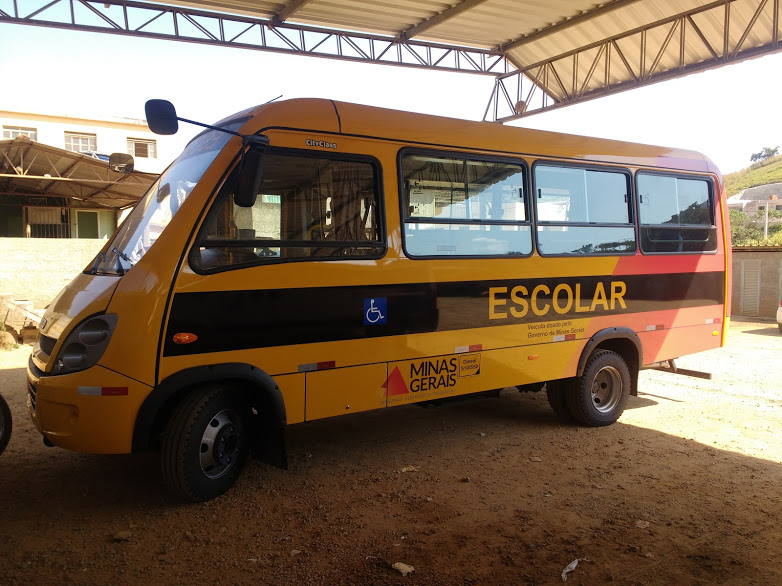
top-left (724, 154), bottom-right (782, 196)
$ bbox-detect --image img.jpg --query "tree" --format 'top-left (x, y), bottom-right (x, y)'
top-left (750, 146), bottom-right (779, 163)
top-left (729, 209), bottom-right (750, 224)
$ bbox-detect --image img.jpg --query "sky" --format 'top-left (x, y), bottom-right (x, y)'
top-left (1, 19), bottom-right (782, 174)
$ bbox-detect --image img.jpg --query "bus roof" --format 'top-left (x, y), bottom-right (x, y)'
top-left (238, 98), bottom-right (719, 176)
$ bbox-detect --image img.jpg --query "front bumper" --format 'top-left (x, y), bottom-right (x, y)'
top-left (27, 357), bottom-right (153, 454)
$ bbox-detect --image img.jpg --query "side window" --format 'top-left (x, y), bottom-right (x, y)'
top-left (637, 173), bottom-right (716, 253)
top-left (192, 151), bottom-right (384, 270)
top-left (534, 164), bottom-right (635, 255)
top-left (401, 152), bottom-right (531, 257)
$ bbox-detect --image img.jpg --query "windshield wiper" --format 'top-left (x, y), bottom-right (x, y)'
top-left (111, 247), bottom-right (133, 276)
top-left (88, 251), bottom-right (106, 275)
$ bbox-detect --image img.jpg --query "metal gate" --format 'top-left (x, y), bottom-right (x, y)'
top-left (740, 259), bottom-right (761, 317)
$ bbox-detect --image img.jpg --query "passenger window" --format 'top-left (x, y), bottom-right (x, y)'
top-left (534, 164), bottom-right (635, 255)
top-left (402, 153), bottom-right (532, 257)
top-left (192, 152), bottom-right (383, 270)
top-left (637, 173), bottom-right (716, 253)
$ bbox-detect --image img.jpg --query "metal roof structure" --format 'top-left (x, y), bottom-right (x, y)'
top-left (0, 136), bottom-right (158, 210)
top-left (2, 1), bottom-right (780, 122)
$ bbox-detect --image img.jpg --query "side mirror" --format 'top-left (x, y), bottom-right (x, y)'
top-left (109, 153), bottom-right (134, 173)
top-left (156, 183), bottom-right (171, 203)
top-left (145, 99), bottom-right (179, 135)
top-left (234, 147), bottom-right (265, 208)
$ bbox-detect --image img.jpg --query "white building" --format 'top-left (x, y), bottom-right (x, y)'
top-left (727, 183), bottom-right (782, 215)
top-left (0, 109), bottom-right (175, 174)
top-left (0, 110), bottom-right (168, 240)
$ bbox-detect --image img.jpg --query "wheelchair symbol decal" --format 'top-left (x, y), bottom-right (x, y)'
top-left (364, 297), bottom-right (387, 325)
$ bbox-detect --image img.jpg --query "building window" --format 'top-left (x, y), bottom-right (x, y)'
top-left (127, 138), bottom-right (157, 159)
top-left (3, 126), bottom-right (38, 141)
top-left (26, 207), bottom-right (70, 239)
top-left (64, 132), bottom-right (97, 153)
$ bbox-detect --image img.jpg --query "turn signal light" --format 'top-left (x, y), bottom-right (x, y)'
top-left (173, 332), bottom-right (198, 345)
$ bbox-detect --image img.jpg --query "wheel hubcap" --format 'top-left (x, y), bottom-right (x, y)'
top-left (590, 365), bottom-right (622, 413)
top-left (199, 409), bottom-right (242, 479)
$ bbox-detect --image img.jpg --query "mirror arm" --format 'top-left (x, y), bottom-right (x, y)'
top-left (177, 117), bottom-right (269, 148)
top-left (176, 116), bottom-right (245, 138)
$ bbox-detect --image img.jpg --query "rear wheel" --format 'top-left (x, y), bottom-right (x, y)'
top-left (161, 388), bottom-right (249, 501)
top-left (566, 350), bottom-right (630, 427)
top-left (0, 394), bottom-right (12, 455)
top-left (545, 380), bottom-right (573, 421)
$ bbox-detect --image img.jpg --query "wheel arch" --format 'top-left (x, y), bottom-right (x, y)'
top-left (577, 327), bottom-right (642, 396)
top-left (133, 363), bottom-right (288, 468)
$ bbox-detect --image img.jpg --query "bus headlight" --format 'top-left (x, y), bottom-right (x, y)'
top-left (52, 314), bottom-right (118, 375)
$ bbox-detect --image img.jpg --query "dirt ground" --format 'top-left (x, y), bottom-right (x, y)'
top-left (1, 318), bottom-right (781, 586)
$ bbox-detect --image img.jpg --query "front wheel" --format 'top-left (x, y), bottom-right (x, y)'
top-left (0, 393), bottom-right (12, 455)
top-left (566, 350), bottom-right (630, 427)
top-left (161, 388), bottom-right (249, 501)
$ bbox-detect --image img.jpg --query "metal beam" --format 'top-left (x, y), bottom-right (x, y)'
top-left (500, 0), bottom-right (644, 51)
top-left (0, 0), bottom-right (510, 75)
top-left (485, 0), bottom-right (780, 121)
top-left (272, 0), bottom-right (315, 26)
top-left (400, 0), bottom-right (490, 40)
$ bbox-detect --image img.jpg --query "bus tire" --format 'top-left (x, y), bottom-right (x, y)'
top-left (161, 387), bottom-right (249, 502)
top-left (545, 380), bottom-right (573, 421)
top-left (567, 350), bottom-right (630, 427)
top-left (0, 394), bottom-right (12, 455)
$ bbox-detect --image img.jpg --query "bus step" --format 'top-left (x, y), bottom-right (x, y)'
top-left (647, 359), bottom-right (712, 380)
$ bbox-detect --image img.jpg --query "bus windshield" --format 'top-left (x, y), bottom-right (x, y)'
top-left (91, 120), bottom-right (245, 275)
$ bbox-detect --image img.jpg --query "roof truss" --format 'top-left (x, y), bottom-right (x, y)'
top-left (1, 0), bottom-right (781, 122)
top-left (0, 0), bottom-right (510, 75)
top-left (486, 0), bottom-right (782, 121)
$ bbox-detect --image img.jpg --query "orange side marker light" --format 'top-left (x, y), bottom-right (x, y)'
top-left (173, 332), bottom-right (199, 345)
top-left (528, 354), bottom-right (540, 360)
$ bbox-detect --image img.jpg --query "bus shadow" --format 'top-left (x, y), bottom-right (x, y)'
top-left (740, 325), bottom-right (782, 337)
top-left (624, 394), bottom-right (659, 409)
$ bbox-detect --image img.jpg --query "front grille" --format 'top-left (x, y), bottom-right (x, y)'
top-left (28, 380), bottom-right (37, 412)
top-left (39, 334), bottom-right (56, 356)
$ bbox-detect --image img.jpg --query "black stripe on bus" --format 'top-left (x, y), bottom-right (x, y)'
top-left (162, 271), bottom-right (724, 357)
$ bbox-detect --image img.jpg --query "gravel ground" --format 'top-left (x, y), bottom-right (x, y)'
top-left (0, 318), bottom-right (780, 585)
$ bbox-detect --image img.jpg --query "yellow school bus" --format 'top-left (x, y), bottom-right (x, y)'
top-left (27, 99), bottom-right (730, 500)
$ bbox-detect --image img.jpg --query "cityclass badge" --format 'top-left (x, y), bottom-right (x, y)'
top-left (364, 297), bottom-right (387, 325)
top-left (305, 139), bottom-right (337, 149)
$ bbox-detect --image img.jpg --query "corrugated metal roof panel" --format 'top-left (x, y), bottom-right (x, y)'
top-left (0, 137), bottom-right (156, 209)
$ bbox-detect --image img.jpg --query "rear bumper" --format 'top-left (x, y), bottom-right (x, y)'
top-left (27, 357), bottom-right (153, 454)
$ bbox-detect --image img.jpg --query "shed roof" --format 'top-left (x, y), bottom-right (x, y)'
top-left (4, 1), bottom-right (779, 121)
top-left (728, 183), bottom-right (782, 202)
top-left (160, 0), bottom-right (782, 120)
top-left (0, 136), bottom-right (157, 210)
